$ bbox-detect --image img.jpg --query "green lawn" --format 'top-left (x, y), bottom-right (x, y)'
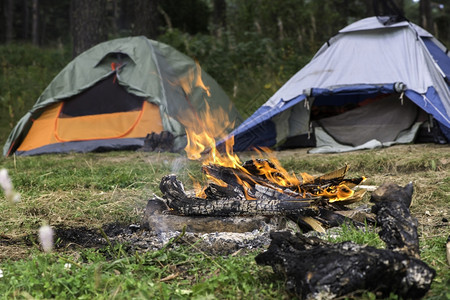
top-left (0, 145), bottom-right (449, 299)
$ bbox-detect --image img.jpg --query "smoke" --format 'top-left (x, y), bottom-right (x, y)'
top-left (171, 157), bottom-right (188, 174)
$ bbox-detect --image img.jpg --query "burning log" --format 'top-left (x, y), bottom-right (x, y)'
top-left (157, 161), bottom-right (372, 231)
top-left (142, 197), bottom-right (279, 233)
top-left (159, 174), bottom-right (316, 217)
top-left (255, 183), bottom-right (436, 299)
top-left (203, 161), bottom-right (366, 202)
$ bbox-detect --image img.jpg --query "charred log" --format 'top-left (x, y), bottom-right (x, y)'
top-left (158, 169), bottom-right (372, 229)
top-left (256, 183), bottom-right (435, 299)
top-left (204, 161), bottom-right (366, 203)
top-left (142, 197), bottom-right (278, 233)
top-left (255, 231), bottom-right (435, 299)
top-left (159, 174), bottom-right (316, 217)
top-left (287, 206), bottom-right (376, 233)
top-left (204, 183), bottom-right (245, 200)
top-left (157, 163), bottom-right (371, 229)
top-left (370, 182), bottom-right (419, 258)
top-left (371, 182), bottom-right (414, 207)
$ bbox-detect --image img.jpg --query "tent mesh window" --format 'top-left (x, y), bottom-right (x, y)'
top-left (60, 73), bottom-right (144, 117)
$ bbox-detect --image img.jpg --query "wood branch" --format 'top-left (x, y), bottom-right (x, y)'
top-left (255, 183), bottom-right (435, 299)
top-left (159, 174), bottom-right (316, 217)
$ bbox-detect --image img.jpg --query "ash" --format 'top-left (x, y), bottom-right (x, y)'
top-left (104, 219), bottom-right (285, 255)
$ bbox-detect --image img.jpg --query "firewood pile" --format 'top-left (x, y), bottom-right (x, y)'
top-left (156, 161), bottom-right (371, 232)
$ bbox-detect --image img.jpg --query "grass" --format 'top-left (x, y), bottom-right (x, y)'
top-left (0, 152), bottom-right (202, 239)
top-left (0, 144), bottom-right (448, 299)
top-left (0, 244), bottom-right (288, 299)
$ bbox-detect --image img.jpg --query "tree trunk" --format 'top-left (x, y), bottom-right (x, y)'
top-left (32, 0), bottom-right (39, 45)
top-left (22, 0), bottom-right (30, 40)
top-left (213, 0), bottom-right (226, 36)
top-left (70, 0), bottom-right (107, 58)
top-left (132, 0), bottom-right (160, 39)
top-left (111, 0), bottom-right (119, 36)
top-left (419, 0), bottom-right (432, 33)
top-left (4, 0), bottom-right (14, 43)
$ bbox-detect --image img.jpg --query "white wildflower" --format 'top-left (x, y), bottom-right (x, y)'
top-left (12, 193), bottom-right (21, 203)
top-left (0, 169), bottom-right (13, 193)
top-left (64, 263), bottom-right (72, 269)
top-left (0, 269), bottom-right (3, 278)
top-left (39, 225), bottom-right (54, 253)
top-left (0, 168), bottom-right (21, 203)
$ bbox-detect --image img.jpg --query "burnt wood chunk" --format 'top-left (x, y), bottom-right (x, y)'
top-left (202, 163), bottom-right (296, 195)
top-left (371, 182), bottom-right (414, 207)
top-left (256, 183), bottom-right (435, 299)
top-left (255, 231), bottom-right (435, 299)
top-left (370, 182), bottom-right (419, 258)
top-left (204, 183), bottom-right (245, 200)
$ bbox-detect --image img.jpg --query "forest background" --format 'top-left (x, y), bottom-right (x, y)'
top-left (0, 0), bottom-right (449, 147)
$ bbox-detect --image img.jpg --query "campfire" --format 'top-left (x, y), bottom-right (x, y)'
top-left (151, 87), bottom-right (370, 232)
top-left (141, 66), bottom-right (435, 299)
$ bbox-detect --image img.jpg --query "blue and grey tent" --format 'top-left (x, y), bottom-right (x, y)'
top-left (228, 17), bottom-right (450, 153)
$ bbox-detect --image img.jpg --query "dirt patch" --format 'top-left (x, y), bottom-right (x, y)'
top-left (0, 234), bottom-right (34, 261)
top-left (54, 226), bottom-right (107, 250)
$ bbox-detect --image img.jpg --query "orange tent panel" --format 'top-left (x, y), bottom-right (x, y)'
top-left (17, 101), bottom-right (163, 152)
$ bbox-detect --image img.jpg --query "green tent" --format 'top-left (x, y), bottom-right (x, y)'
top-left (4, 36), bottom-right (241, 156)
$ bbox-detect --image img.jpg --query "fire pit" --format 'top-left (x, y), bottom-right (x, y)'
top-left (144, 162), bottom-right (370, 232)
top-left (142, 160), bottom-right (372, 255)
top-left (142, 173), bottom-right (435, 299)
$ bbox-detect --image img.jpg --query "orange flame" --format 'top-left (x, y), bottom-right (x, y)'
top-left (315, 183), bottom-right (355, 202)
top-left (176, 62), bottom-right (361, 202)
top-left (177, 60), bottom-right (211, 97)
top-left (300, 172), bottom-right (315, 184)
